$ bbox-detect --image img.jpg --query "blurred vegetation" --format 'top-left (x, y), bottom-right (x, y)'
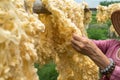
top-left (87, 24), bottom-right (109, 40)
top-left (35, 61), bottom-right (58, 80)
top-left (87, 10), bottom-right (111, 40)
top-left (100, 1), bottom-right (120, 6)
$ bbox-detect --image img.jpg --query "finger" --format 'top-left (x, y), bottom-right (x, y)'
top-left (72, 33), bottom-right (81, 41)
top-left (82, 34), bottom-right (87, 38)
top-left (71, 38), bottom-right (84, 48)
top-left (73, 33), bottom-right (88, 42)
top-left (74, 35), bottom-right (89, 45)
top-left (71, 42), bottom-right (81, 52)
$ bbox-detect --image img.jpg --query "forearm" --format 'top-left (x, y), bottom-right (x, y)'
top-left (89, 49), bottom-right (120, 80)
top-left (88, 47), bottom-right (110, 69)
top-left (91, 53), bottom-right (120, 80)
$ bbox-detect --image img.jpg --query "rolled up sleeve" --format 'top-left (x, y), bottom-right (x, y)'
top-left (110, 66), bottom-right (120, 80)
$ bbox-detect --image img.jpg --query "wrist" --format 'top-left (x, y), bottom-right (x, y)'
top-left (89, 51), bottom-right (110, 69)
top-left (100, 58), bottom-right (115, 76)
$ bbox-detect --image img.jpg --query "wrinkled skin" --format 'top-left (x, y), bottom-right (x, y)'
top-left (71, 33), bottom-right (110, 70)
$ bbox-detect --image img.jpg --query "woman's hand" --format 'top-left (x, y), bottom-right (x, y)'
top-left (71, 33), bottom-right (110, 69)
top-left (71, 33), bottom-right (99, 57)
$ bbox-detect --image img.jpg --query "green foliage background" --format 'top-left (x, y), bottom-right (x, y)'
top-left (35, 61), bottom-right (58, 80)
top-left (100, 1), bottom-right (120, 6)
top-left (87, 11), bottom-right (111, 40)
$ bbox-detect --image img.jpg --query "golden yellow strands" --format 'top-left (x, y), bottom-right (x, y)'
top-left (38, 0), bottom-right (99, 80)
top-left (109, 25), bottom-right (119, 37)
top-left (0, 0), bottom-right (99, 80)
top-left (96, 3), bottom-right (120, 36)
top-left (97, 3), bottom-right (120, 23)
top-left (0, 0), bottom-right (44, 80)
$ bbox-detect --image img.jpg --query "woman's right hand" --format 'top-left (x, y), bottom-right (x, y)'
top-left (71, 33), bottom-right (100, 57)
top-left (71, 33), bottom-right (110, 69)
